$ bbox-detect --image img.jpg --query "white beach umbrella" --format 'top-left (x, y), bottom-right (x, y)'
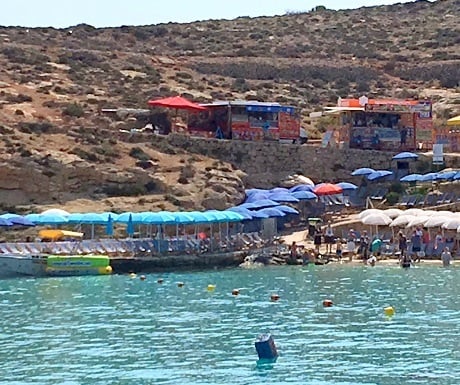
top-left (406, 216), bottom-right (430, 228)
top-left (422, 210), bottom-right (438, 217)
top-left (457, 224), bottom-right (460, 233)
top-left (41, 208), bottom-right (71, 217)
top-left (383, 208), bottom-right (403, 219)
top-left (434, 210), bottom-right (456, 217)
top-left (424, 216), bottom-right (451, 228)
top-left (442, 217), bottom-right (460, 230)
top-left (358, 209), bottom-right (383, 220)
top-left (361, 213), bottom-right (392, 226)
top-left (390, 215), bottom-right (416, 227)
top-left (402, 208), bottom-right (425, 217)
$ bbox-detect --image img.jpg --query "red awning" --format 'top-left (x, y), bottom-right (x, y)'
top-left (148, 96), bottom-right (207, 112)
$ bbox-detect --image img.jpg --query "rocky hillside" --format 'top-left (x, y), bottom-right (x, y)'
top-left (0, 0), bottom-right (459, 213)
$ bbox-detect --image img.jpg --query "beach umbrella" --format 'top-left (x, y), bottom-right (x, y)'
top-left (173, 212), bottom-right (196, 225)
top-left (313, 183), bottom-right (343, 196)
top-left (400, 174), bottom-right (423, 183)
top-left (435, 171), bottom-right (458, 181)
top-left (403, 208), bottom-right (426, 216)
top-left (351, 167), bottom-right (375, 176)
top-left (293, 175), bottom-right (315, 185)
top-left (390, 215), bottom-right (416, 227)
top-left (406, 216), bottom-right (430, 228)
top-left (0, 218), bottom-right (14, 227)
top-left (101, 212), bottom-right (119, 222)
top-left (204, 210), bottom-right (230, 223)
top-left (419, 172), bottom-right (439, 182)
top-left (41, 208), bottom-right (70, 217)
top-left (454, 171), bottom-right (460, 181)
top-left (141, 211), bottom-right (176, 225)
top-left (68, 213), bottom-right (108, 224)
top-left (291, 191), bottom-right (317, 200)
top-left (227, 207), bottom-right (254, 220)
top-left (274, 205), bottom-right (300, 215)
top-left (358, 209), bottom-right (383, 220)
top-left (245, 199), bottom-right (280, 209)
top-left (269, 187), bottom-right (290, 194)
top-left (106, 214), bottom-right (114, 236)
top-left (367, 170), bottom-right (393, 181)
top-left (423, 216), bottom-right (450, 228)
top-left (361, 213), bottom-right (392, 226)
top-left (245, 193), bottom-right (271, 203)
top-left (25, 213), bottom-right (69, 225)
top-left (382, 208), bottom-right (403, 219)
top-left (442, 217), bottom-right (460, 230)
top-left (392, 152), bottom-right (419, 161)
top-left (336, 182), bottom-right (358, 191)
top-left (116, 212), bottom-right (143, 224)
top-left (268, 192), bottom-right (300, 203)
top-left (0, 214), bottom-right (35, 226)
top-left (126, 214), bottom-right (134, 237)
top-left (255, 207), bottom-right (286, 218)
top-left (185, 211), bottom-right (212, 224)
top-left (238, 202), bottom-right (260, 210)
top-left (245, 188), bottom-right (270, 196)
top-left (289, 184), bottom-right (314, 192)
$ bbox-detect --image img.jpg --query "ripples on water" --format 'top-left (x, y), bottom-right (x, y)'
top-left (0, 265), bottom-right (459, 384)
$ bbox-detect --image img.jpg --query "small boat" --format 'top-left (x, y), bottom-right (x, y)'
top-left (0, 254), bottom-right (112, 277)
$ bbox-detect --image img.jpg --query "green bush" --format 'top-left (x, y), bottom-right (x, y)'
top-left (129, 147), bottom-right (151, 161)
top-left (62, 103), bottom-right (84, 118)
top-left (385, 192), bottom-right (400, 205)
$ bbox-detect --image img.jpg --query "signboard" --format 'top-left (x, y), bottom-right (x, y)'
top-left (321, 130), bottom-right (334, 148)
top-left (365, 103), bottom-right (413, 113)
top-left (433, 144), bottom-right (444, 164)
top-left (278, 112), bottom-right (300, 140)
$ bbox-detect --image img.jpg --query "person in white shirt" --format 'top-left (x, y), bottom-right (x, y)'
top-left (299, 127), bottom-right (308, 145)
top-left (324, 222), bottom-right (334, 254)
top-left (441, 247), bottom-right (452, 267)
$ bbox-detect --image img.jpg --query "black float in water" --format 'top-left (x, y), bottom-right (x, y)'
top-left (255, 333), bottom-right (278, 360)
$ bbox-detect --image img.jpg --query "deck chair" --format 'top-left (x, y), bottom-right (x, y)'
top-left (407, 195), bottom-right (418, 207)
top-left (99, 239), bottom-right (119, 254)
top-left (436, 193), bottom-right (447, 205)
top-left (398, 195), bottom-right (411, 207)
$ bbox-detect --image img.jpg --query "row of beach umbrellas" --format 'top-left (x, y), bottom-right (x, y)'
top-left (359, 208), bottom-right (460, 232)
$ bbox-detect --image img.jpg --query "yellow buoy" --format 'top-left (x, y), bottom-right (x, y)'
top-left (384, 306), bottom-right (395, 317)
top-left (177, 282), bottom-right (185, 288)
top-left (105, 266), bottom-right (113, 274)
top-left (207, 284), bottom-right (216, 292)
top-left (129, 273), bottom-right (137, 279)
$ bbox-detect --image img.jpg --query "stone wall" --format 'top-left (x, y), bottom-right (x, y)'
top-left (146, 134), bottom-right (457, 188)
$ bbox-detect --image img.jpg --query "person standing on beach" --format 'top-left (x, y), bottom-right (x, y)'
top-left (441, 247), bottom-right (452, 267)
top-left (347, 229), bottom-right (357, 261)
top-left (359, 231), bottom-right (370, 261)
top-left (411, 230), bottom-right (422, 263)
top-left (324, 221), bottom-right (334, 254)
top-left (314, 226), bottom-right (323, 254)
top-left (335, 238), bottom-right (342, 261)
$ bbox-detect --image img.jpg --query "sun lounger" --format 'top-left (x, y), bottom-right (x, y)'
top-left (436, 193), bottom-right (447, 205)
top-left (398, 195), bottom-right (411, 207)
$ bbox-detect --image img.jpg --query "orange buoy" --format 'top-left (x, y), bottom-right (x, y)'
top-left (140, 275), bottom-right (146, 281)
top-left (270, 293), bottom-right (280, 302)
top-left (157, 278), bottom-right (164, 284)
top-left (232, 289), bottom-right (240, 296)
top-left (177, 282), bottom-right (185, 288)
top-left (323, 299), bottom-right (333, 307)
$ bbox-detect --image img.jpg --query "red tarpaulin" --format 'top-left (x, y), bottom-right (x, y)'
top-left (148, 96), bottom-right (207, 112)
top-left (313, 183), bottom-right (343, 196)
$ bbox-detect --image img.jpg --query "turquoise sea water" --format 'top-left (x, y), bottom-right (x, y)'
top-left (1, 264), bottom-right (460, 385)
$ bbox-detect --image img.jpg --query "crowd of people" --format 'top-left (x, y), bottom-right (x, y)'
top-left (288, 221), bottom-right (454, 268)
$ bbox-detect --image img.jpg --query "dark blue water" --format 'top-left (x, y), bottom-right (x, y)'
top-left (1, 264), bottom-right (459, 384)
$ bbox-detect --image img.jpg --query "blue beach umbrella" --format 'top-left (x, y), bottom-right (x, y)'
top-left (245, 192), bottom-right (271, 203)
top-left (400, 174), bottom-right (423, 183)
top-left (245, 199), bottom-right (280, 209)
top-left (454, 171), bottom-right (460, 181)
top-left (116, 212), bottom-right (143, 224)
top-left (274, 205), bottom-right (300, 215)
top-left (419, 172), bottom-right (439, 182)
top-left (291, 191), bottom-right (317, 200)
top-left (268, 192), bottom-right (300, 203)
top-left (435, 171), bottom-right (458, 181)
top-left (239, 202), bottom-right (261, 209)
top-left (106, 214), bottom-right (114, 237)
top-left (0, 218), bottom-right (14, 227)
top-left (126, 214), bottom-right (134, 237)
top-left (392, 152), bottom-right (419, 161)
top-left (141, 211), bottom-right (176, 225)
top-left (336, 182), bottom-right (358, 191)
top-left (367, 170), bottom-right (393, 181)
top-left (255, 207), bottom-right (286, 218)
top-left (269, 187), bottom-right (290, 194)
top-left (227, 207), bottom-right (254, 220)
top-left (173, 212), bottom-right (196, 225)
top-left (25, 214), bottom-right (69, 225)
top-left (245, 189), bottom-right (270, 197)
top-left (0, 214), bottom-right (35, 226)
top-left (289, 184), bottom-right (314, 193)
top-left (351, 167), bottom-right (375, 176)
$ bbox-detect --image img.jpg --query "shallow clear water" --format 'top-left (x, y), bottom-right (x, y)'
top-left (1, 264), bottom-right (460, 385)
